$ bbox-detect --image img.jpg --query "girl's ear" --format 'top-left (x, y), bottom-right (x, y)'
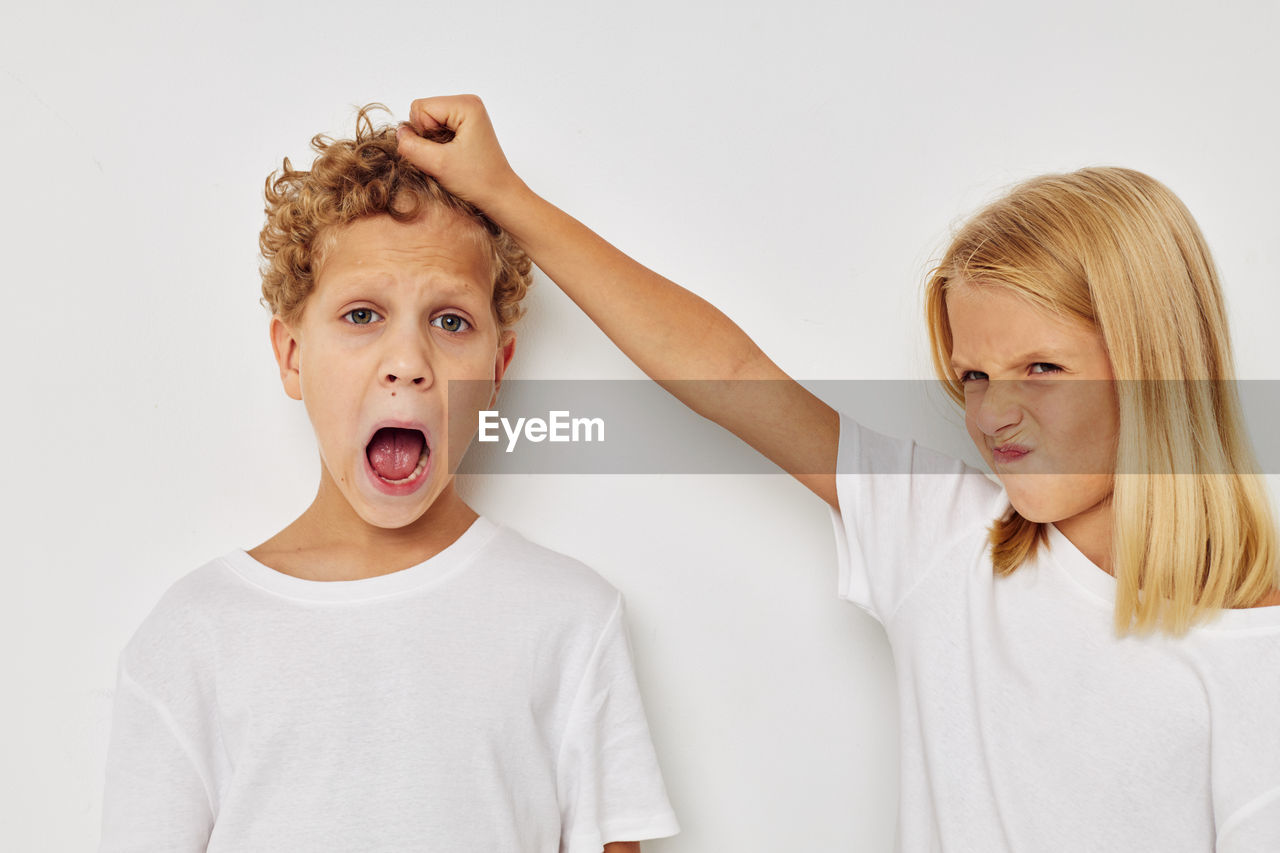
top-left (270, 315), bottom-right (303, 401)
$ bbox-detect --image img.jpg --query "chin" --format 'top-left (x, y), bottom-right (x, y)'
top-left (1006, 493), bottom-right (1105, 527)
top-left (356, 505), bottom-right (429, 530)
top-left (1001, 488), bottom-right (1065, 525)
top-left (347, 479), bottom-right (445, 530)
top-left (1009, 507), bottom-right (1060, 525)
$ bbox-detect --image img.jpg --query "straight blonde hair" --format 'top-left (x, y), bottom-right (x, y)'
top-left (924, 167), bottom-right (1278, 635)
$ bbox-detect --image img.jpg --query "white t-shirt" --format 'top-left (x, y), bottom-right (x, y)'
top-left (100, 517), bottom-right (678, 852)
top-left (829, 413), bottom-right (1280, 852)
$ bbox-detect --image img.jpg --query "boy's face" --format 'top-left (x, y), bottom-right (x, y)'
top-left (270, 210), bottom-right (514, 530)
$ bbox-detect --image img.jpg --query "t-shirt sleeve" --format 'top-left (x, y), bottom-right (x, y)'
top-left (99, 666), bottom-right (215, 852)
top-left (1217, 789), bottom-right (1280, 853)
top-left (828, 411), bottom-right (1006, 624)
top-left (1209, 632), bottom-right (1280, 853)
top-left (556, 595), bottom-right (679, 852)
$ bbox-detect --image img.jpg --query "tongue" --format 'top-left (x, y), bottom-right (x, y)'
top-left (367, 428), bottom-right (425, 480)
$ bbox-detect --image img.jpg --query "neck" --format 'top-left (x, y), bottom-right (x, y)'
top-left (252, 470), bottom-right (478, 582)
top-left (1052, 495), bottom-right (1114, 575)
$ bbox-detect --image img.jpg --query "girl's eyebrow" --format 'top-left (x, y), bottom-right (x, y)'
top-left (950, 350), bottom-right (1068, 371)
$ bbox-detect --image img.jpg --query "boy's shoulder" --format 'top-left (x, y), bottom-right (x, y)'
top-left (114, 555), bottom-right (230, 699)
top-left (479, 521), bottom-right (621, 607)
top-left (463, 520), bottom-right (630, 640)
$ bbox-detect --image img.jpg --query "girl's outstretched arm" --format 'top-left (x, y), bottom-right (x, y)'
top-left (397, 95), bottom-right (838, 509)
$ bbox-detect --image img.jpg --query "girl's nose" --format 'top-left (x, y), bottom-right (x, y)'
top-left (972, 380), bottom-right (1023, 436)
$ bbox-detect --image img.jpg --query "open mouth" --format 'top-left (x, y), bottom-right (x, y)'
top-left (366, 427), bottom-right (430, 485)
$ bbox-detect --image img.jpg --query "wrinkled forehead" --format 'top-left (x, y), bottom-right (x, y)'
top-left (945, 279), bottom-right (1103, 367)
top-left (313, 207), bottom-right (497, 296)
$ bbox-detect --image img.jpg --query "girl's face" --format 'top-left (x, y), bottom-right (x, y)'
top-left (946, 282), bottom-right (1119, 545)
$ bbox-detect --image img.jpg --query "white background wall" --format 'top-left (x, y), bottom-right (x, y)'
top-left (3, 1), bottom-right (1279, 849)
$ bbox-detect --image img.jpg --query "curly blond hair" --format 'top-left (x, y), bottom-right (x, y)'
top-left (259, 104), bottom-right (531, 328)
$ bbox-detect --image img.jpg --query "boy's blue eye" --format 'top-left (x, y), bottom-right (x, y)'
top-left (344, 308), bottom-right (382, 325)
top-left (431, 314), bottom-right (470, 333)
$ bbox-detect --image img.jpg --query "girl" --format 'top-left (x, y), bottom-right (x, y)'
top-left (395, 96), bottom-right (1280, 850)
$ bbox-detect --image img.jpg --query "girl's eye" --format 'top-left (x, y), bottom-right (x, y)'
top-left (1030, 363), bottom-right (1063, 375)
top-left (431, 313), bottom-right (471, 333)
top-left (343, 308), bottom-right (382, 325)
top-left (959, 370), bottom-right (987, 384)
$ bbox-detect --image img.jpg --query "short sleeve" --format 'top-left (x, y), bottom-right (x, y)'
top-left (99, 667), bottom-right (215, 852)
top-left (828, 412), bottom-right (1005, 623)
top-left (1217, 789), bottom-right (1280, 853)
top-left (1205, 630), bottom-right (1280, 852)
top-left (556, 596), bottom-right (679, 852)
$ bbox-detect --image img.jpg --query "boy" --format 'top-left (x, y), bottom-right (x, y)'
top-left (98, 106), bottom-right (678, 852)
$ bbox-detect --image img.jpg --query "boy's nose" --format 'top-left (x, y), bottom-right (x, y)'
top-left (384, 369), bottom-right (429, 386)
top-left (380, 332), bottom-right (435, 389)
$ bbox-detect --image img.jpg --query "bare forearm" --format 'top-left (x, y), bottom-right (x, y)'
top-left (491, 183), bottom-right (771, 385)
top-left (488, 184), bottom-right (837, 498)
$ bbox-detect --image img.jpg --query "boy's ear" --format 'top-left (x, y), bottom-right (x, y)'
top-left (269, 315), bottom-right (303, 401)
top-left (489, 330), bottom-right (517, 406)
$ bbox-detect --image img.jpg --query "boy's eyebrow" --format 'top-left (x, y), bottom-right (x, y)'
top-left (323, 272), bottom-right (492, 302)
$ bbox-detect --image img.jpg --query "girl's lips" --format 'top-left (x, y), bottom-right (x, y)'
top-left (992, 444), bottom-right (1031, 464)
